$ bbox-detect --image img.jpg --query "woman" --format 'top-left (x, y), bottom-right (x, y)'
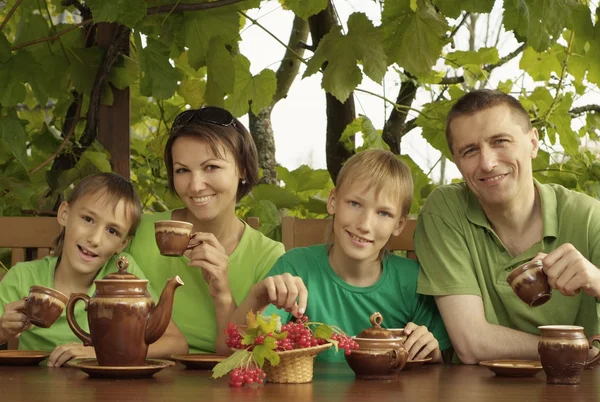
top-left (128, 107), bottom-right (285, 354)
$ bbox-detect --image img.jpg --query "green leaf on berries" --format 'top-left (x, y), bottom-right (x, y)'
top-left (253, 342), bottom-right (279, 368)
top-left (329, 338), bottom-right (339, 352)
top-left (257, 313), bottom-right (277, 334)
top-left (212, 349), bottom-right (252, 378)
top-left (246, 310), bottom-right (258, 329)
top-left (242, 332), bottom-right (257, 346)
top-left (272, 331), bottom-right (288, 341)
top-left (313, 324), bottom-right (334, 340)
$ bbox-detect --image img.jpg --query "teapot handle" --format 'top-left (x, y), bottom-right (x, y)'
top-left (586, 335), bottom-right (600, 367)
top-left (389, 347), bottom-right (407, 372)
top-left (66, 293), bottom-right (93, 346)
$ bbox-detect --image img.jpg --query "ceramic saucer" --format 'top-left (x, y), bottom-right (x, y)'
top-left (404, 357), bottom-right (433, 370)
top-left (171, 354), bottom-right (228, 370)
top-left (479, 360), bottom-right (543, 377)
top-left (0, 350), bottom-right (50, 366)
top-left (68, 359), bottom-right (175, 379)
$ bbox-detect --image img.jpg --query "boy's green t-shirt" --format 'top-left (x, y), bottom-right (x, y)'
top-left (263, 245), bottom-right (451, 362)
top-left (0, 252), bottom-right (157, 351)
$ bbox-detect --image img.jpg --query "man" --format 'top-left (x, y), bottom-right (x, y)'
top-left (415, 89), bottom-right (600, 363)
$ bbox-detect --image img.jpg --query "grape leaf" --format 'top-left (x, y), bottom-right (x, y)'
top-left (67, 47), bottom-right (105, 94)
top-left (0, 60), bottom-right (26, 106)
top-left (382, 0), bottom-right (449, 76)
top-left (205, 37), bottom-right (234, 107)
top-left (433, 0), bottom-right (494, 18)
top-left (212, 349), bottom-right (252, 379)
top-left (177, 79), bottom-right (206, 108)
top-left (86, 0), bottom-right (147, 27)
top-left (138, 37), bottom-right (183, 99)
top-left (313, 324), bottom-right (333, 340)
top-left (109, 55), bottom-right (139, 90)
top-left (279, 0), bottom-right (328, 20)
top-left (257, 312), bottom-right (277, 334)
top-left (519, 45), bottom-right (562, 81)
top-left (251, 184), bottom-right (303, 209)
top-left (0, 33), bottom-right (10, 63)
top-left (253, 342), bottom-right (279, 368)
top-left (247, 310), bottom-right (258, 329)
top-left (12, 14), bottom-right (49, 54)
top-left (304, 13), bottom-right (386, 102)
top-left (184, 8), bottom-right (241, 70)
top-left (0, 118), bottom-right (28, 170)
top-left (446, 47), bottom-right (499, 66)
top-left (225, 55), bottom-right (277, 117)
top-left (417, 98), bottom-right (456, 159)
top-left (340, 115), bottom-right (388, 151)
top-left (547, 94), bottom-right (578, 156)
top-left (82, 150), bottom-right (112, 172)
top-left (503, 0), bottom-right (575, 52)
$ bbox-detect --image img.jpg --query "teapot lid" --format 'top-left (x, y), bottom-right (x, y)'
top-left (100, 256), bottom-right (141, 280)
top-left (356, 312), bottom-right (396, 339)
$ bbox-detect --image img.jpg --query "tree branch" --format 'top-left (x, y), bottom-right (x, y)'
top-left (449, 11), bottom-right (470, 39)
top-left (11, 19), bottom-right (93, 50)
top-left (440, 43), bottom-right (526, 85)
top-left (569, 104), bottom-right (600, 116)
top-left (273, 16), bottom-right (309, 104)
top-left (0, 0), bottom-right (24, 32)
top-left (30, 93), bottom-right (83, 175)
top-left (147, 0), bottom-right (246, 14)
top-left (382, 77), bottom-right (417, 154)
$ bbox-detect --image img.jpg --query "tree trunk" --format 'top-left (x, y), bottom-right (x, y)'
top-left (249, 16), bottom-right (309, 185)
top-left (309, 1), bottom-right (355, 184)
top-left (249, 106), bottom-right (277, 184)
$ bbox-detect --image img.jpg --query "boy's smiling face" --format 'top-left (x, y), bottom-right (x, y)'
top-left (57, 193), bottom-right (132, 278)
top-left (327, 180), bottom-right (406, 264)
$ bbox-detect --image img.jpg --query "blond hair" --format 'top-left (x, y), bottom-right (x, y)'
top-left (328, 149), bottom-right (414, 259)
top-left (336, 149), bottom-right (413, 217)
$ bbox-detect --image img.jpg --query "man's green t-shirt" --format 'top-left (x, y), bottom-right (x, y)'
top-left (415, 180), bottom-right (600, 338)
top-left (0, 252), bottom-right (157, 351)
top-left (264, 245), bottom-right (451, 362)
top-left (127, 210), bottom-right (285, 353)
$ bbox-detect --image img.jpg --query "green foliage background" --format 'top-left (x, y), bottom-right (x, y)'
top-left (0, 0), bottom-right (600, 240)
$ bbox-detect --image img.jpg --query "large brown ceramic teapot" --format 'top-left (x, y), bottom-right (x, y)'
top-left (66, 256), bottom-right (183, 367)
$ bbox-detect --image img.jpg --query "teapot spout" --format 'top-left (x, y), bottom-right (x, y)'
top-left (145, 276), bottom-right (184, 345)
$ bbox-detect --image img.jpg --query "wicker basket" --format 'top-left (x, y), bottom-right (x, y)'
top-left (263, 343), bottom-right (332, 384)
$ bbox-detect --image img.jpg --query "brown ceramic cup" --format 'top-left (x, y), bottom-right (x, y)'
top-left (538, 325), bottom-right (600, 385)
top-left (154, 220), bottom-right (198, 256)
top-left (506, 260), bottom-right (552, 307)
top-left (26, 286), bottom-right (69, 328)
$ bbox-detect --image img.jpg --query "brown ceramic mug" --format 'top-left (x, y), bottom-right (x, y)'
top-left (154, 220), bottom-right (199, 256)
top-left (538, 325), bottom-right (600, 385)
top-left (26, 286), bottom-right (69, 328)
top-left (506, 260), bottom-right (552, 307)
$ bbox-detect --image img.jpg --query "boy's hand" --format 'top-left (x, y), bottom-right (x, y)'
top-left (0, 299), bottom-right (32, 341)
top-left (402, 322), bottom-right (441, 362)
top-left (48, 343), bottom-right (96, 367)
top-left (252, 274), bottom-right (307, 317)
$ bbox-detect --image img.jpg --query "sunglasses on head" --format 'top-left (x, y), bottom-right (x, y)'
top-left (172, 106), bottom-right (236, 130)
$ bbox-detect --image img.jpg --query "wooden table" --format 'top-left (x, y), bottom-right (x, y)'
top-left (0, 362), bottom-right (598, 402)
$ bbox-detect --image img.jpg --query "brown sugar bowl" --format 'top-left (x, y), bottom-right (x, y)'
top-left (345, 312), bottom-right (408, 380)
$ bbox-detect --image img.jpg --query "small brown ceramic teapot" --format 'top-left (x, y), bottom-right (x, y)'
top-left (345, 312), bottom-right (408, 380)
top-left (66, 256), bottom-right (183, 367)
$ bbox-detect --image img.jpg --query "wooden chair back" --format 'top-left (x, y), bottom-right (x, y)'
top-left (281, 216), bottom-right (417, 259)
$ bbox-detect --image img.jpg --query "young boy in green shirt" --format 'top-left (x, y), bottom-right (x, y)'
top-left (0, 173), bottom-right (188, 366)
top-left (232, 149), bottom-right (451, 362)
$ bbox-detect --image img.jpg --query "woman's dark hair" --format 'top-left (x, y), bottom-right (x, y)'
top-left (164, 108), bottom-right (259, 202)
